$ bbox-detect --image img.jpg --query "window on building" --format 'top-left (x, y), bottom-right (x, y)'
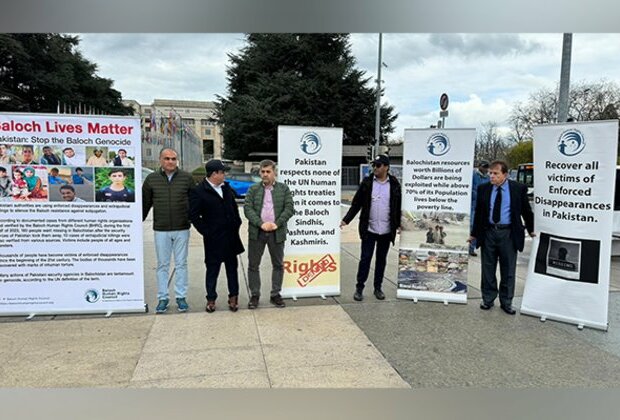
top-left (146, 148), bottom-right (152, 157)
top-left (182, 118), bottom-right (195, 126)
top-left (203, 139), bottom-right (214, 160)
top-left (203, 128), bottom-right (212, 136)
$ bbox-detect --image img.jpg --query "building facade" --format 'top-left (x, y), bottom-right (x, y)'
top-left (124, 99), bottom-right (224, 171)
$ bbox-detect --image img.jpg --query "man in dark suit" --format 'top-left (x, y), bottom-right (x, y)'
top-left (189, 159), bottom-right (245, 313)
top-left (468, 160), bottom-right (535, 315)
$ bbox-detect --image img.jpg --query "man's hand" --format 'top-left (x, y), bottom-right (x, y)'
top-left (340, 220), bottom-right (347, 229)
top-left (261, 222), bottom-right (277, 232)
top-left (529, 232), bottom-right (536, 238)
top-left (467, 236), bottom-right (476, 243)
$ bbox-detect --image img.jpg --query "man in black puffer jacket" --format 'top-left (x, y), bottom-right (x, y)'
top-left (341, 154), bottom-right (401, 301)
top-left (143, 148), bottom-right (195, 314)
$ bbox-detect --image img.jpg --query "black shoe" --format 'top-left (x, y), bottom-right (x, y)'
top-left (248, 295), bottom-right (259, 309)
top-left (270, 294), bottom-right (286, 308)
top-left (373, 289), bottom-right (385, 300)
top-left (353, 290), bottom-right (363, 301)
top-left (469, 251), bottom-right (477, 257)
top-left (480, 302), bottom-right (494, 310)
top-left (501, 305), bottom-right (516, 315)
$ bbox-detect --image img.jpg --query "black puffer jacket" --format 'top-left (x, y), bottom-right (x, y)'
top-left (342, 174), bottom-right (402, 244)
top-left (142, 168), bottom-right (195, 231)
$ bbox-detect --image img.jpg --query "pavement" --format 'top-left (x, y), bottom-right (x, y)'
top-left (2, 200), bottom-right (620, 388)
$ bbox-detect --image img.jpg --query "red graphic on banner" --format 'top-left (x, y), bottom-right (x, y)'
top-left (296, 254), bottom-right (337, 287)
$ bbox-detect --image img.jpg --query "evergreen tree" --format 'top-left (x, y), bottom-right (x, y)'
top-left (217, 34), bottom-right (397, 160)
top-left (0, 34), bottom-right (132, 115)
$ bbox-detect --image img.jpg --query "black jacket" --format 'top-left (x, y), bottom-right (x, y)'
top-left (342, 174), bottom-right (402, 244)
top-left (471, 179), bottom-right (534, 252)
top-left (189, 180), bottom-right (245, 263)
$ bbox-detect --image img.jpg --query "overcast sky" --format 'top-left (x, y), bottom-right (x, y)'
top-left (75, 33), bottom-right (620, 140)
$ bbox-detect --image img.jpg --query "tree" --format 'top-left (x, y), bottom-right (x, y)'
top-left (0, 34), bottom-right (132, 115)
top-left (217, 34), bottom-right (397, 160)
top-left (505, 140), bottom-right (533, 168)
top-left (509, 80), bottom-right (620, 141)
top-left (475, 121), bottom-right (507, 162)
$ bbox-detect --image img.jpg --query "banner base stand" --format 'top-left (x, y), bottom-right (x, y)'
top-left (26, 313), bottom-right (35, 321)
top-left (105, 311), bottom-right (113, 318)
top-left (520, 307), bottom-right (608, 331)
top-left (320, 294), bottom-right (326, 300)
top-left (292, 296), bottom-right (298, 302)
top-left (443, 300), bottom-right (449, 306)
top-left (412, 297), bottom-right (418, 303)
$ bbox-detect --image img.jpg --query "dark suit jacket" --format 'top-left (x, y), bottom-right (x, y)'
top-left (471, 179), bottom-right (534, 252)
top-left (189, 180), bottom-right (244, 263)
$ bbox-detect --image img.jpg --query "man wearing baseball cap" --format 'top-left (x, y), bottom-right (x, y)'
top-left (341, 154), bottom-right (402, 301)
top-left (189, 159), bottom-right (245, 313)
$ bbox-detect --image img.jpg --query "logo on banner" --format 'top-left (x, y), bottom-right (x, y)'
top-left (84, 289), bottom-right (100, 303)
top-left (300, 132), bottom-right (322, 155)
top-left (558, 129), bottom-right (586, 156)
top-left (426, 133), bottom-right (451, 156)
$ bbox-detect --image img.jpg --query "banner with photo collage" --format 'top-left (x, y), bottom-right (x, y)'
top-left (0, 112), bottom-right (145, 315)
top-left (397, 129), bottom-right (476, 304)
top-left (521, 120), bottom-right (619, 330)
top-left (277, 126), bottom-right (342, 298)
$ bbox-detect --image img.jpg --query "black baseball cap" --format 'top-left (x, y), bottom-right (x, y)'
top-left (205, 159), bottom-right (231, 172)
top-left (479, 160), bottom-right (489, 168)
top-left (372, 154), bottom-right (390, 166)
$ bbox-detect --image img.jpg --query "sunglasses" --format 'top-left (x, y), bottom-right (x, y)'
top-left (372, 163), bottom-right (384, 168)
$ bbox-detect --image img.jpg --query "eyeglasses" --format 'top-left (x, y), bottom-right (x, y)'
top-left (372, 163), bottom-right (383, 168)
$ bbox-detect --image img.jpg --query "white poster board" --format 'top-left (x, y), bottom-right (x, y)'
top-left (397, 129), bottom-right (476, 304)
top-left (521, 120), bottom-right (619, 330)
top-left (0, 112), bottom-right (145, 315)
top-left (277, 126), bottom-right (342, 298)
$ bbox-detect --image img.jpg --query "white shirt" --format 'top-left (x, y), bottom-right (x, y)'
top-left (207, 178), bottom-right (223, 198)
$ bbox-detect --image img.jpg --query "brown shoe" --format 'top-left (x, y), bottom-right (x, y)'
top-left (228, 295), bottom-right (238, 312)
top-left (248, 295), bottom-right (259, 310)
top-left (270, 294), bottom-right (285, 308)
top-left (205, 300), bottom-right (216, 313)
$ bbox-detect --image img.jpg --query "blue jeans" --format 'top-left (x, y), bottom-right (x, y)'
top-left (154, 229), bottom-right (190, 300)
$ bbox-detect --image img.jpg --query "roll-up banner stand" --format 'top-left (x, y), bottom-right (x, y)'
top-left (521, 120), bottom-right (619, 330)
top-left (277, 126), bottom-right (342, 299)
top-left (397, 128), bottom-right (476, 304)
top-left (0, 112), bottom-right (145, 316)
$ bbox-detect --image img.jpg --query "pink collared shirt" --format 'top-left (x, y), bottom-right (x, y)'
top-left (260, 183), bottom-right (276, 223)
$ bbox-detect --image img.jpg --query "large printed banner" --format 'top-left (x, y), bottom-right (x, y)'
top-left (0, 112), bottom-right (145, 315)
top-left (521, 120), bottom-right (619, 330)
top-left (278, 126), bottom-right (342, 298)
top-left (397, 129), bottom-right (475, 304)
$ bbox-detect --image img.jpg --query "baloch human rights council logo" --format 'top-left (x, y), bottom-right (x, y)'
top-left (426, 132), bottom-right (451, 156)
top-left (300, 132), bottom-right (322, 155)
top-left (84, 289), bottom-right (100, 303)
top-left (558, 129), bottom-right (586, 156)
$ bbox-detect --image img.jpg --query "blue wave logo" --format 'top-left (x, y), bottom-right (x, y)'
top-left (85, 289), bottom-right (99, 303)
top-left (426, 133), bottom-right (451, 156)
top-left (300, 132), bottom-right (322, 155)
top-left (558, 129), bottom-right (586, 156)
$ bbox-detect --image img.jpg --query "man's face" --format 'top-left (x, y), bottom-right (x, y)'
top-left (479, 165), bottom-right (489, 175)
top-left (64, 149), bottom-right (75, 157)
top-left (76, 169), bottom-right (83, 175)
top-left (110, 171), bottom-right (125, 184)
top-left (22, 148), bottom-right (34, 161)
top-left (159, 150), bottom-right (178, 173)
top-left (61, 188), bottom-right (75, 201)
top-left (43, 147), bottom-right (53, 156)
top-left (0, 145), bottom-right (6, 155)
top-left (51, 170), bottom-right (59, 177)
top-left (0, 170), bottom-right (6, 178)
top-left (118, 150), bottom-right (127, 158)
top-left (260, 166), bottom-right (276, 185)
top-left (94, 150), bottom-right (102, 157)
top-left (372, 162), bottom-right (388, 178)
top-left (489, 166), bottom-right (508, 185)
top-left (210, 169), bottom-right (225, 185)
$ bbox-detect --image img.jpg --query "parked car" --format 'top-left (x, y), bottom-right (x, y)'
top-left (226, 173), bottom-right (261, 198)
top-left (191, 167), bottom-right (260, 198)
